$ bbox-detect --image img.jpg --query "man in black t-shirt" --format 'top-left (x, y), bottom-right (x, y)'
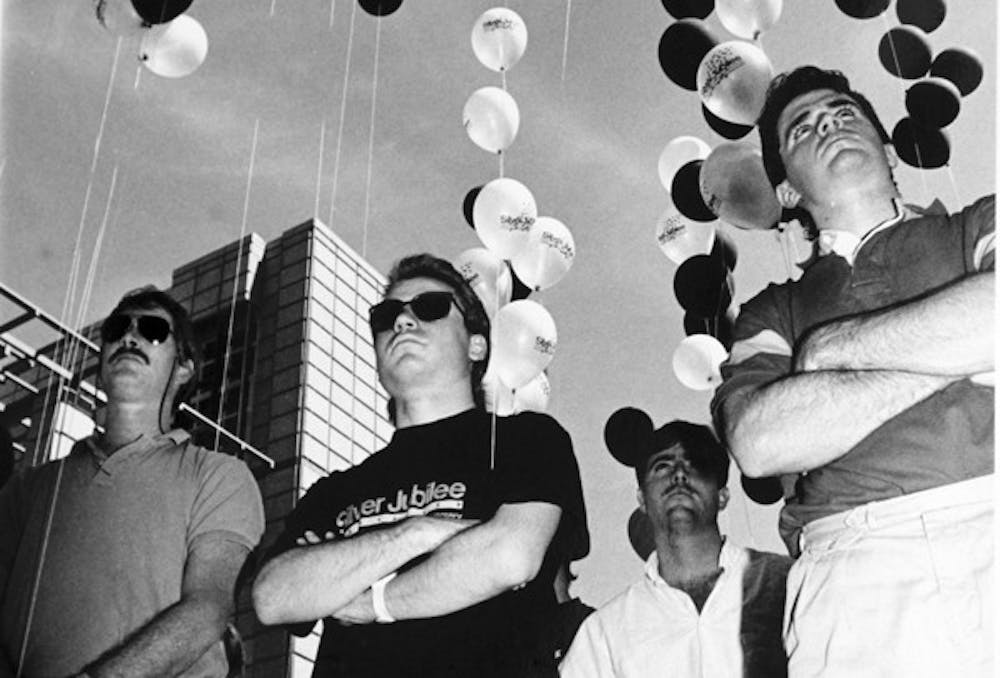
top-left (253, 253), bottom-right (588, 677)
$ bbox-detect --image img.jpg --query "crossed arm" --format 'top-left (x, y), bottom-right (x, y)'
top-left (80, 537), bottom-right (250, 678)
top-left (252, 502), bottom-right (561, 626)
top-left (720, 272), bottom-right (994, 477)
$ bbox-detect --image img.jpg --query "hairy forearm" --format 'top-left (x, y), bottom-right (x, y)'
top-left (800, 272), bottom-right (994, 375)
top-left (723, 369), bottom-right (956, 477)
top-left (84, 597), bottom-right (228, 678)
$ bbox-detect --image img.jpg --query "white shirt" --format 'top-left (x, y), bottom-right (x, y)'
top-left (560, 540), bottom-right (748, 678)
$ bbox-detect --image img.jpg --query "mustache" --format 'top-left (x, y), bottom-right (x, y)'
top-left (110, 346), bottom-right (149, 364)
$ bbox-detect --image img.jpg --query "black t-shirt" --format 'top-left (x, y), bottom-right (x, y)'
top-left (266, 409), bottom-right (589, 677)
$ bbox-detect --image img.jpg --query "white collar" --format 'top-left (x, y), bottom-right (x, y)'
top-left (644, 538), bottom-right (744, 586)
top-left (817, 198), bottom-right (911, 265)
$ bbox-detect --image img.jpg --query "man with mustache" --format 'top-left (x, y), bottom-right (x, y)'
top-left (560, 421), bottom-right (791, 678)
top-left (252, 253), bottom-right (588, 677)
top-left (0, 287), bottom-right (264, 677)
top-left (712, 66), bottom-right (994, 676)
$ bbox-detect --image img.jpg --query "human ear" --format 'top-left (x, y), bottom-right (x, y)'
top-left (717, 486), bottom-right (730, 511)
top-left (883, 143), bottom-right (899, 169)
top-left (636, 486), bottom-right (647, 513)
top-left (468, 334), bottom-right (488, 362)
top-left (775, 180), bottom-right (801, 209)
top-left (174, 357), bottom-right (195, 387)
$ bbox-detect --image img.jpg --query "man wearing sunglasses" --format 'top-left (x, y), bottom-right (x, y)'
top-left (253, 253), bottom-right (589, 677)
top-left (0, 287), bottom-right (264, 677)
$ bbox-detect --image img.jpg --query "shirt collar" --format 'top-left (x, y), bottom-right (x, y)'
top-left (817, 197), bottom-right (913, 265)
top-left (82, 428), bottom-right (190, 467)
top-left (644, 537), bottom-right (742, 586)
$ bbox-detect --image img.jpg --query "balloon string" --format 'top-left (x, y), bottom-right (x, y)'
top-left (314, 120), bottom-right (327, 220)
top-left (270, 0), bottom-right (278, 18)
top-left (216, 118), bottom-right (260, 451)
top-left (327, 0), bottom-right (358, 227)
top-left (943, 165), bottom-right (961, 213)
top-left (362, 12), bottom-right (383, 259)
top-left (329, 0), bottom-right (336, 29)
top-left (560, 0), bottom-right (572, 87)
top-left (498, 151), bottom-right (504, 179)
top-left (740, 482), bottom-right (756, 545)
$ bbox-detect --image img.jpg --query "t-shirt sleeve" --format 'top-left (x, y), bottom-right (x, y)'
top-left (494, 413), bottom-right (590, 561)
top-left (960, 194), bottom-right (995, 272)
top-left (261, 472), bottom-right (346, 564)
top-left (188, 454), bottom-right (265, 553)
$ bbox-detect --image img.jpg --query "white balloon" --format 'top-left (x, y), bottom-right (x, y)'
top-left (473, 177), bottom-right (537, 260)
top-left (655, 204), bottom-right (716, 265)
top-left (93, 0), bottom-right (146, 37)
top-left (139, 15), bottom-right (208, 79)
top-left (512, 371), bottom-right (551, 414)
top-left (453, 247), bottom-right (513, 319)
top-left (700, 141), bottom-right (781, 230)
top-left (462, 86), bottom-right (520, 154)
top-left (482, 366), bottom-right (517, 415)
top-left (716, 0), bottom-right (783, 40)
top-left (697, 40), bottom-right (774, 126)
top-left (672, 334), bottom-right (729, 391)
top-left (471, 7), bottom-right (528, 72)
top-left (511, 217), bottom-right (575, 291)
top-left (490, 300), bottom-right (557, 389)
top-left (657, 136), bottom-right (712, 194)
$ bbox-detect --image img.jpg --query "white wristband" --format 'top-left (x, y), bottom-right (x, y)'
top-left (371, 572), bottom-right (397, 624)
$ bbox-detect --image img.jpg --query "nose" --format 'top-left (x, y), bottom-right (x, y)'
top-left (671, 464), bottom-right (690, 485)
top-left (393, 308), bottom-right (418, 333)
top-left (816, 111), bottom-right (838, 137)
top-left (120, 318), bottom-right (142, 345)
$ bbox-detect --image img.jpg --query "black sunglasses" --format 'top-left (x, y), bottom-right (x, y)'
top-left (369, 291), bottom-right (462, 335)
top-left (100, 313), bottom-right (173, 345)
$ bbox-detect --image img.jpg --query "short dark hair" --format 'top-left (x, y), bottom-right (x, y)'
top-left (382, 254), bottom-right (491, 410)
top-left (758, 66), bottom-right (891, 240)
top-left (636, 421), bottom-right (729, 489)
top-left (104, 286), bottom-right (201, 422)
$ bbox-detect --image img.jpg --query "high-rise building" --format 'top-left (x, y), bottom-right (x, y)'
top-left (0, 218), bottom-right (394, 677)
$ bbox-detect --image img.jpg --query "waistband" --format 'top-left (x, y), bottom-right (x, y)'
top-left (801, 475), bottom-right (994, 549)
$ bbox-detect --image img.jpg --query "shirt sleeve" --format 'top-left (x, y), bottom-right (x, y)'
top-left (558, 613), bottom-right (615, 678)
top-left (261, 472), bottom-right (346, 564)
top-left (187, 453), bottom-right (265, 553)
top-left (960, 194), bottom-right (995, 272)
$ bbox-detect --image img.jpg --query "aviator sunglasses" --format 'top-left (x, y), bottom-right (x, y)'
top-left (100, 313), bottom-right (173, 346)
top-left (368, 291), bottom-right (463, 335)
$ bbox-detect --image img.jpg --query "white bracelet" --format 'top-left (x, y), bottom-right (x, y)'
top-left (371, 572), bottom-right (397, 623)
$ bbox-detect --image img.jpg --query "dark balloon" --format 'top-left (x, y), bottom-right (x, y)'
top-left (741, 474), bottom-right (785, 504)
top-left (711, 228), bottom-right (738, 270)
top-left (834, 0), bottom-right (890, 19)
top-left (509, 263), bottom-right (532, 301)
top-left (878, 26), bottom-right (932, 79)
top-left (892, 117), bottom-right (951, 169)
top-left (130, 0), bottom-right (193, 25)
top-left (661, 0), bottom-right (714, 20)
top-left (462, 185), bottom-right (483, 229)
top-left (896, 0), bottom-right (945, 33)
top-left (627, 508), bottom-right (655, 561)
top-left (702, 103), bottom-right (754, 140)
top-left (905, 77), bottom-right (961, 129)
top-left (683, 309), bottom-right (735, 349)
top-left (358, 0), bottom-right (403, 16)
top-left (604, 407), bottom-right (655, 468)
top-left (658, 20), bottom-right (718, 91)
top-left (673, 253), bottom-right (734, 316)
top-left (930, 47), bottom-right (984, 96)
top-left (671, 160), bottom-right (715, 222)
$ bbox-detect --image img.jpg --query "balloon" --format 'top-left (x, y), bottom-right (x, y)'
top-left (655, 204), bottom-right (716, 265)
top-left (462, 185), bottom-right (483, 228)
top-left (905, 77), bottom-right (961, 129)
top-left (358, 0), bottom-right (404, 16)
top-left (471, 7), bottom-right (528, 72)
top-left (509, 263), bottom-right (532, 301)
top-left (130, 0), bottom-right (193, 25)
top-left (671, 160), bottom-right (715, 222)
top-left (892, 117), bottom-right (950, 169)
top-left (702, 103), bottom-right (754, 140)
top-left (697, 40), bottom-right (774, 126)
top-left (672, 334), bottom-right (728, 390)
top-left (673, 253), bottom-right (733, 316)
top-left (658, 135), bottom-right (712, 193)
top-left (660, 0), bottom-right (714, 20)
top-left (482, 366), bottom-right (516, 415)
top-left (833, 0), bottom-right (889, 19)
top-left (683, 308), bottom-right (736, 350)
top-left (511, 217), bottom-right (576, 291)
top-left (453, 248), bottom-right (513, 319)
top-left (896, 0), bottom-right (945, 33)
top-left (490, 300), bottom-right (556, 389)
top-left (93, 0), bottom-right (146, 36)
top-left (627, 508), bottom-right (655, 561)
top-left (715, 0), bottom-right (782, 40)
top-left (930, 47), bottom-right (984, 96)
top-left (473, 177), bottom-right (537, 259)
top-left (712, 228), bottom-right (738, 270)
top-left (604, 407), bottom-right (654, 467)
top-left (878, 26), bottom-right (931, 79)
top-left (741, 474), bottom-right (784, 504)
top-left (658, 20), bottom-right (718, 91)
top-left (139, 15), bottom-right (208, 79)
top-left (462, 86), bottom-right (520, 154)
top-left (700, 142), bottom-right (781, 230)
top-left (512, 371), bottom-right (551, 414)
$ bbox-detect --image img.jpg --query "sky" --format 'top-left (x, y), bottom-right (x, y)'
top-left (1, 0), bottom-right (995, 606)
